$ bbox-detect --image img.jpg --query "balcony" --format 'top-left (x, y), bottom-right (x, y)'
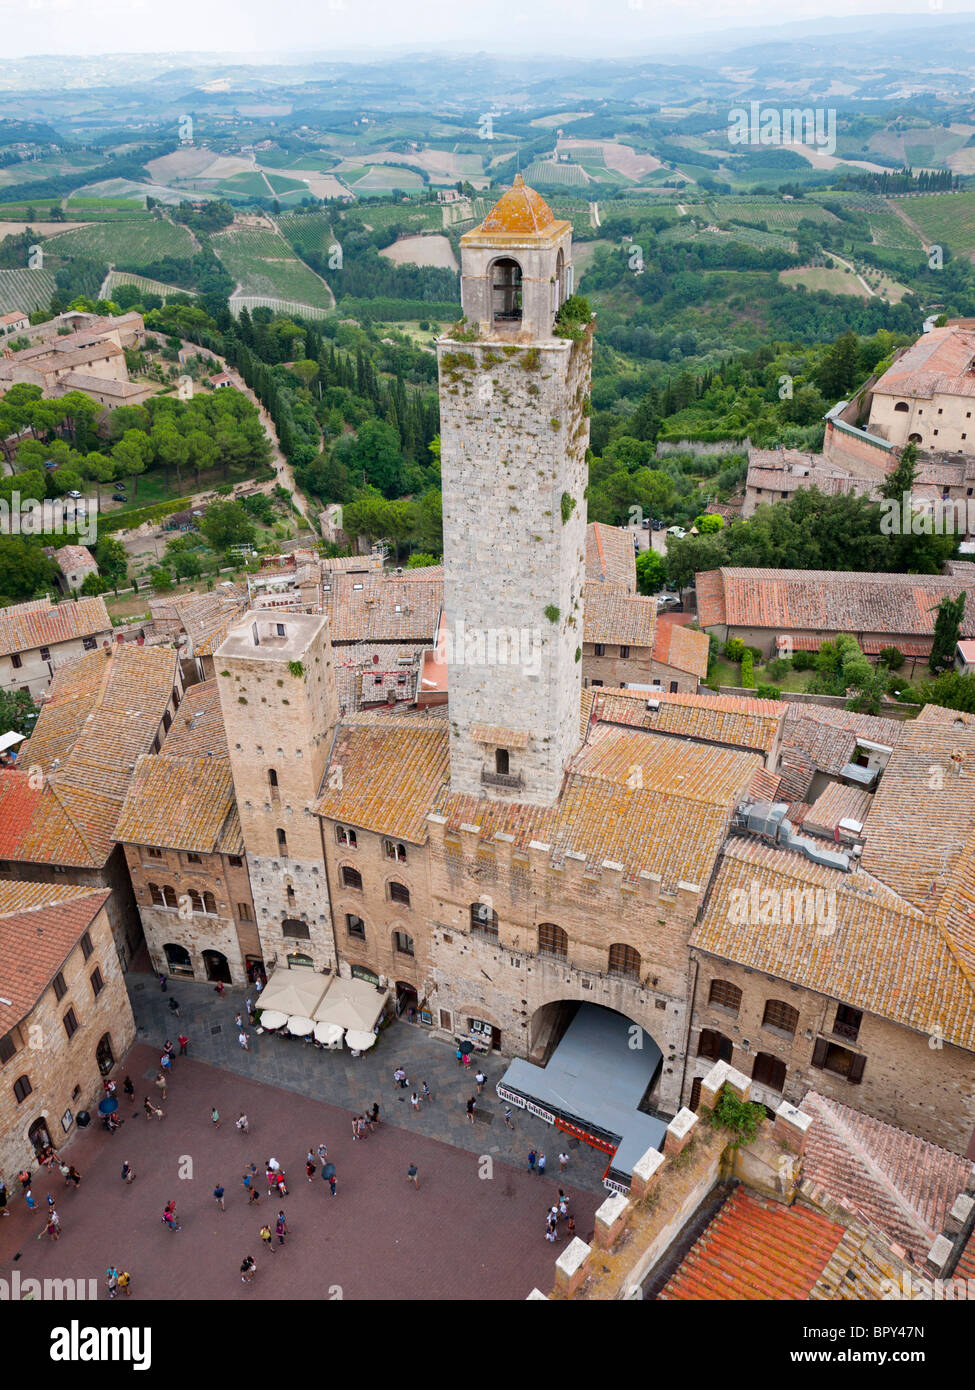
top-left (481, 769), bottom-right (523, 790)
top-left (832, 1019), bottom-right (860, 1042)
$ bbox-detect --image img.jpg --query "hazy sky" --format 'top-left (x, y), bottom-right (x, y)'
top-left (1, 0), bottom-right (974, 59)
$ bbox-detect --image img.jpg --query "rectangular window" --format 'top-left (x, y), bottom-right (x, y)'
top-left (90, 967), bottom-right (104, 998)
top-left (186, 852), bottom-right (202, 865)
top-left (833, 1003), bottom-right (862, 1042)
top-left (11, 653), bottom-right (22, 669)
top-left (619, 645), bottom-right (630, 660)
top-left (40, 647), bottom-right (51, 662)
top-left (237, 902), bottom-right (252, 921)
top-left (147, 847), bottom-right (162, 859)
top-left (229, 855), bottom-right (243, 868)
top-left (346, 914), bottom-right (366, 940)
top-left (80, 931), bottom-right (93, 961)
top-left (594, 643), bottom-right (605, 657)
top-left (82, 636), bottom-right (97, 651)
top-left (393, 931), bottom-right (414, 956)
top-left (53, 972), bottom-right (67, 1002)
top-left (0, 1032), bottom-right (15, 1064)
top-left (63, 1008), bottom-right (79, 1040)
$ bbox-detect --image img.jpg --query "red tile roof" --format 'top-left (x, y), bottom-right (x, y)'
top-left (0, 887), bottom-right (111, 1034)
top-left (0, 595), bottom-right (111, 658)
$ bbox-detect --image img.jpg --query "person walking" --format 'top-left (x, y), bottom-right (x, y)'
top-left (275, 1211), bottom-right (288, 1245)
top-left (305, 1157), bottom-right (316, 1183)
top-left (267, 1156), bottom-right (281, 1175)
top-left (566, 1215), bottom-right (576, 1241)
top-left (119, 1160), bottom-right (135, 1186)
top-left (455, 1047), bottom-right (464, 1067)
top-left (370, 1102), bottom-right (380, 1127)
top-left (238, 1030), bottom-right (250, 1052)
top-left (106, 1266), bottom-right (119, 1298)
top-left (25, 1188), bottom-right (36, 1212)
top-left (327, 1173), bottom-right (337, 1197)
top-left (528, 1149), bottom-right (537, 1172)
top-left (503, 1106), bottom-right (514, 1130)
top-left (65, 1165), bottom-right (81, 1189)
top-left (162, 1040), bottom-right (175, 1068)
top-left (240, 1255), bottom-right (257, 1284)
top-left (159, 974), bottom-right (167, 992)
top-left (558, 1189), bottom-right (569, 1217)
top-left (236, 1113), bottom-right (249, 1135)
top-left (123, 1076), bottom-right (134, 1099)
top-left (161, 1206), bottom-right (181, 1233)
top-left (537, 1152), bottom-right (547, 1177)
top-left (211, 1107), bottom-right (221, 1129)
top-left (407, 1162), bottom-right (419, 1189)
top-left (466, 1096), bottom-right (476, 1125)
top-left (154, 1072), bottom-right (167, 1103)
top-left (0, 1177), bottom-right (8, 1217)
top-left (18, 1168), bottom-right (31, 1194)
top-left (421, 1081), bottom-right (431, 1104)
top-left (144, 1097), bottom-right (164, 1121)
top-left (351, 1113), bottom-right (360, 1142)
top-left (317, 1142), bottom-right (328, 1164)
top-left (463, 1052), bottom-right (473, 1072)
top-left (245, 997), bottom-right (254, 1023)
top-left (558, 1152), bottom-right (570, 1173)
top-left (242, 1172), bottom-right (260, 1204)
top-left (545, 1212), bottom-right (557, 1243)
top-left (475, 1069), bottom-right (487, 1095)
top-left (259, 1224), bottom-right (275, 1255)
top-left (178, 1033), bottom-right (189, 1056)
top-left (159, 1052), bottom-right (172, 1078)
top-left (213, 1184), bottom-right (226, 1211)
top-left (168, 998), bottom-right (181, 1019)
top-left (234, 1013), bottom-right (244, 1032)
top-left (116, 1271), bottom-right (131, 1297)
top-left (410, 1091), bottom-right (421, 1113)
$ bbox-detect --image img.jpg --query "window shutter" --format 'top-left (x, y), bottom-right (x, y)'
top-left (848, 1053), bottom-right (866, 1085)
top-left (811, 1037), bottom-right (828, 1069)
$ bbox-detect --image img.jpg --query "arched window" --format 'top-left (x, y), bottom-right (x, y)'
top-left (555, 246), bottom-right (565, 309)
top-left (495, 747), bottom-right (510, 775)
top-left (342, 866), bottom-right (363, 891)
top-left (709, 979), bottom-right (742, 1015)
top-left (189, 889), bottom-right (204, 914)
top-left (388, 881), bottom-right (410, 907)
top-left (538, 922), bottom-right (567, 960)
top-left (164, 942), bottom-right (193, 977)
top-left (336, 825), bottom-right (357, 848)
top-left (608, 943), bottom-right (641, 979)
top-left (149, 882), bottom-right (164, 906)
top-left (202, 891), bottom-right (216, 915)
top-left (470, 901), bottom-right (498, 937)
top-left (13, 1074), bottom-right (32, 1103)
top-left (393, 930), bottom-right (415, 956)
top-left (894, 401), bottom-right (910, 412)
top-left (908, 432), bottom-right (922, 444)
top-left (697, 1029), bottom-right (733, 1062)
top-left (283, 919), bottom-right (310, 940)
top-left (162, 885), bottom-right (178, 909)
top-left (491, 257), bottom-right (522, 325)
top-left (384, 839), bottom-right (407, 862)
top-left (287, 952), bottom-right (314, 970)
top-left (762, 999), bottom-right (799, 1036)
top-left (752, 1052), bottom-right (787, 1091)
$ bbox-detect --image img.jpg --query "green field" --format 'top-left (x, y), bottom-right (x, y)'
top-left (863, 210), bottom-right (923, 249)
top-left (278, 211), bottom-right (335, 258)
top-left (709, 198), bottom-right (839, 228)
top-left (219, 172), bottom-right (274, 197)
top-left (264, 172), bottom-right (307, 195)
top-left (894, 191), bottom-right (975, 257)
top-left (522, 160), bottom-right (589, 186)
top-left (213, 225), bottom-right (333, 308)
top-left (0, 267), bottom-right (55, 314)
top-left (351, 165), bottom-right (425, 193)
top-left (46, 217), bottom-right (197, 264)
top-left (102, 269), bottom-right (195, 300)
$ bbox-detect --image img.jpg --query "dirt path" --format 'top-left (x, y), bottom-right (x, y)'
top-left (589, 201), bottom-right (600, 229)
top-left (828, 250), bottom-right (876, 297)
top-left (886, 197), bottom-right (934, 252)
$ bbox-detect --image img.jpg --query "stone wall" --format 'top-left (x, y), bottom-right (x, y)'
top-left (582, 642), bottom-right (652, 688)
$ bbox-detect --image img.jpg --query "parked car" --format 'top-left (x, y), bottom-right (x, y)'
top-left (641, 517), bottom-right (651, 529)
top-left (44, 460), bottom-right (58, 471)
top-left (667, 526), bottom-right (687, 539)
top-left (656, 592), bottom-right (681, 609)
top-left (652, 519), bottom-right (666, 531)
top-left (111, 492), bottom-right (128, 502)
top-left (66, 489), bottom-right (82, 500)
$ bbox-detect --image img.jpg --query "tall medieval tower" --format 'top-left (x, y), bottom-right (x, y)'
top-left (216, 611), bottom-right (338, 973)
top-left (438, 175), bottom-right (592, 807)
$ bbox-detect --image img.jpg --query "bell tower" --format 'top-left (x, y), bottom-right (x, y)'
top-left (437, 177), bottom-right (591, 807)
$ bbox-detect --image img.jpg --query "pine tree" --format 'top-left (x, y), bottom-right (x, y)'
top-left (930, 592), bottom-right (966, 674)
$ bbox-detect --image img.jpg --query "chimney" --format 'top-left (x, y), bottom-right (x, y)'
top-left (458, 823), bottom-right (481, 859)
top-left (425, 812), bottom-right (447, 849)
top-left (493, 831), bottom-right (514, 872)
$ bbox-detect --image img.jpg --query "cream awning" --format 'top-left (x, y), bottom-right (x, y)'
top-left (313, 976), bottom-right (388, 1032)
top-left (257, 966), bottom-right (328, 1019)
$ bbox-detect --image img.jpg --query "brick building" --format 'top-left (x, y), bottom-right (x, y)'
top-left (0, 596), bottom-right (113, 698)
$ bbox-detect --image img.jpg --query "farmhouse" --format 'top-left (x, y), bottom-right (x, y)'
top-left (0, 595), bottom-right (113, 697)
top-left (52, 544), bottom-right (99, 594)
top-left (0, 311), bottom-right (29, 337)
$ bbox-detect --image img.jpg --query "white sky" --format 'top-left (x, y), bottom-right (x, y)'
top-left (0, 0), bottom-right (974, 60)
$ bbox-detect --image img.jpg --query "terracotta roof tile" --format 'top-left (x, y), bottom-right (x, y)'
top-left (315, 717), bottom-right (450, 843)
top-left (584, 589), bottom-right (656, 647)
top-left (0, 887), bottom-right (111, 1034)
top-left (652, 615), bottom-right (710, 679)
top-left (591, 686), bottom-right (783, 755)
top-left (585, 523), bottom-right (636, 590)
top-left (0, 595), bottom-right (111, 658)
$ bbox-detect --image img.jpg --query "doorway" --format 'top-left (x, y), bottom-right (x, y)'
top-left (203, 949), bottom-right (231, 984)
top-left (396, 981), bottom-right (419, 1020)
top-left (164, 942), bottom-right (194, 978)
top-left (28, 1116), bottom-right (51, 1155)
top-left (96, 1033), bottom-right (114, 1076)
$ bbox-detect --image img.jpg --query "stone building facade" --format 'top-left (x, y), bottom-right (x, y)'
top-left (0, 884), bottom-right (136, 1178)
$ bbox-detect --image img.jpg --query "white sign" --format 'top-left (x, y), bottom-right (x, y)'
top-left (603, 1176), bottom-right (630, 1195)
top-left (496, 1086), bottom-right (526, 1108)
top-left (526, 1101), bottom-right (555, 1125)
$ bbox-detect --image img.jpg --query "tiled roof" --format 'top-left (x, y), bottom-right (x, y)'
top-left (583, 588), bottom-right (656, 647)
top-left (692, 837), bottom-right (975, 1049)
top-left (325, 572), bottom-right (442, 644)
top-left (469, 724), bottom-right (531, 748)
top-left (315, 716), bottom-right (450, 843)
top-left (695, 568), bottom-right (975, 638)
top-left (59, 372), bottom-right (148, 398)
top-left (475, 175), bottom-right (556, 235)
top-left (872, 326), bottom-right (975, 400)
top-left (585, 523), bottom-right (636, 590)
top-left (749, 767), bottom-right (782, 801)
top-left (776, 705), bottom-right (903, 802)
top-left (659, 1189), bottom-right (846, 1300)
top-left (0, 645), bottom-right (177, 866)
top-left (860, 713), bottom-right (975, 919)
top-left (0, 887), bottom-right (111, 1035)
top-left (801, 1091), bottom-right (974, 1265)
top-left (53, 545), bottom-right (97, 573)
top-left (591, 686), bottom-right (783, 755)
top-left (116, 754), bottom-right (239, 854)
top-left (0, 595), bottom-right (111, 658)
top-left (652, 616), bottom-right (710, 679)
top-left (803, 781), bottom-right (874, 836)
top-left (158, 680), bottom-right (228, 758)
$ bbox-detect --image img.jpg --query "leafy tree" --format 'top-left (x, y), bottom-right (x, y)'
top-left (635, 547), bottom-right (666, 594)
top-left (930, 592), bottom-right (966, 674)
top-left (0, 537), bottom-right (58, 603)
top-left (348, 419), bottom-right (405, 497)
top-left (0, 687), bottom-right (38, 737)
top-left (406, 552), bottom-right (438, 569)
top-left (693, 513), bottom-right (724, 534)
top-left (94, 535), bottom-right (128, 587)
top-left (200, 501), bottom-right (257, 552)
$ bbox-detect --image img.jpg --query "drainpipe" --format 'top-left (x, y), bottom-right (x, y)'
top-left (679, 953), bottom-right (700, 1108)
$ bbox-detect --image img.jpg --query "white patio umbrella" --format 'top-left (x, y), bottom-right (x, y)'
top-left (258, 1010), bottom-right (288, 1030)
top-left (314, 1021), bottom-right (345, 1046)
top-left (287, 1016), bottom-right (315, 1037)
top-left (345, 1029), bottom-right (377, 1051)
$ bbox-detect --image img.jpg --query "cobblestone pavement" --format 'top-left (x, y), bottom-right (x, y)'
top-left (129, 972), bottom-right (611, 1195)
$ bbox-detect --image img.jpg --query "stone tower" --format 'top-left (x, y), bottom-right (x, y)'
top-left (215, 611), bottom-right (338, 973)
top-left (438, 175), bottom-right (592, 806)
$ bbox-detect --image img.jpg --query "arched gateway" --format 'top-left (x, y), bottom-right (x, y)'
top-left (498, 1000), bottom-right (667, 1193)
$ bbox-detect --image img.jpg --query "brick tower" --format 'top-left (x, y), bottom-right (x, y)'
top-left (438, 175), bottom-right (592, 806)
top-left (215, 611), bottom-right (338, 973)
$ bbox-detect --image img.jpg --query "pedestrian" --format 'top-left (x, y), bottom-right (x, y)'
top-left (305, 1158), bottom-right (316, 1183)
top-left (116, 1271), bottom-right (131, 1297)
top-left (168, 998), bottom-right (181, 1018)
top-left (65, 1165), bottom-right (81, 1189)
top-left (240, 1255), bottom-right (257, 1284)
top-left (370, 1102), bottom-right (380, 1127)
top-left (160, 1053), bottom-right (172, 1076)
top-left (358, 1114), bottom-right (368, 1140)
top-left (265, 1167), bottom-right (276, 1194)
top-left (549, 1203), bottom-right (560, 1230)
top-left (566, 1215), bottom-right (576, 1240)
top-left (242, 1172), bottom-right (260, 1204)
top-left (393, 1066), bottom-right (408, 1089)
top-left (545, 1213), bottom-right (557, 1243)
top-left (267, 1156), bottom-right (280, 1174)
top-left (466, 1096), bottom-right (476, 1125)
top-left (504, 1106), bottom-right (514, 1130)
top-left (106, 1267), bottom-right (118, 1298)
top-left (317, 1143), bottom-right (328, 1164)
top-left (236, 1113), bottom-right (249, 1135)
top-left (213, 1184), bottom-right (226, 1211)
top-left (275, 1172), bottom-right (289, 1198)
top-left (528, 1149), bottom-right (537, 1171)
top-left (121, 1161), bottom-right (135, 1185)
top-left (421, 1081), bottom-right (431, 1103)
top-left (46, 1192), bottom-right (55, 1210)
top-left (103, 1078), bottom-right (116, 1098)
top-left (25, 1189), bottom-right (36, 1211)
top-left (234, 1013), bottom-right (243, 1031)
top-left (275, 1211), bottom-right (288, 1245)
top-left (559, 1152), bottom-right (570, 1173)
top-left (475, 1069), bottom-right (486, 1095)
top-left (328, 1174), bottom-right (337, 1197)
top-left (260, 1223), bottom-right (274, 1254)
top-left (18, 1169), bottom-right (31, 1193)
top-left (144, 1097), bottom-right (163, 1120)
top-left (123, 1075), bottom-right (134, 1099)
top-left (45, 1211), bottom-right (61, 1241)
top-left (455, 1047), bottom-right (463, 1066)
top-left (154, 1071), bottom-right (167, 1102)
top-left (0, 1177), bottom-right (8, 1217)
top-left (255, 977), bottom-right (263, 996)
top-left (162, 1208), bottom-right (181, 1233)
top-left (238, 1030), bottom-right (250, 1051)
top-left (558, 1188), bottom-right (569, 1216)
top-left (178, 1033), bottom-right (189, 1056)
top-left (245, 997), bottom-right (254, 1022)
top-left (211, 1107), bottom-right (221, 1128)
top-left (411, 1091), bottom-right (421, 1112)
top-left (537, 1152), bottom-right (546, 1177)
top-left (463, 1052), bottom-right (472, 1070)
top-left (214, 981), bottom-right (225, 997)
top-left (407, 1162), bottom-right (419, 1189)
top-left (159, 973), bottom-right (167, 992)
top-left (362, 1111), bottom-right (374, 1136)
top-left (163, 1040), bottom-right (175, 1066)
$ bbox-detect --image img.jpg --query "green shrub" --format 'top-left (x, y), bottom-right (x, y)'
top-left (790, 651), bottom-right (815, 671)
top-left (741, 650), bottom-right (755, 688)
top-left (723, 637), bottom-right (745, 661)
top-left (544, 604), bottom-right (560, 624)
top-left (756, 683), bottom-right (781, 700)
top-left (708, 1089), bottom-right (766, 1148)
top-left (560, 492), bottom-right (576, 524)
top-left (878, 645), bottom-right (905, 670)
top-left (765, 657), bottom-right (790, 681)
